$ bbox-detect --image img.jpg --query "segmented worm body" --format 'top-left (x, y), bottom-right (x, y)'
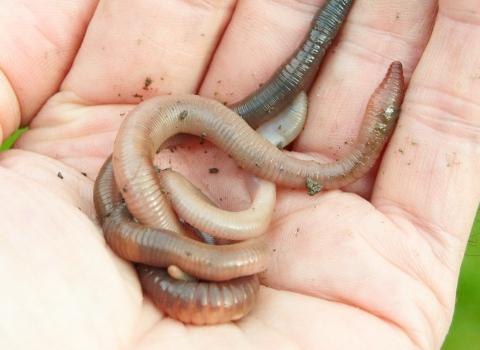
top-left (113, 63), bottom-right (404, 229)
top-left (137, 265), bottom-right (260, 324)
top-left (103, 204), bottom-right (271, 281)
top-left (231, 0), bottom-right (354, 129)
top-left (93, 94), bottom-right (308, 324)
top-left (93, 0), bottom-right (406, 325)
top-left (155, 92), bottom-right (308, 240)
top-left (101, 62), bottom-right (403, 323)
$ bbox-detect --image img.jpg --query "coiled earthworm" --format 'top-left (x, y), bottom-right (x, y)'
top-left (159, 92), bottom-right (308, 240)
top-left (93, 92), bottom-right (308, 322)
top-left (96, 61), bottom-right (403, 324)
top-left (137, 265), bottom-right (260, 325)
top-left (93, 96), bottom-right (307, 323)
top-left (95, 91), bottom-right (307, 234)
top-left (93, 0), bottom-right (406, 324)
top-left (95, 94), bottom-right (307, 280)
top-left (94, 93), bottom-right (308, 278)
top-left (230, 0), bottom-right (354, 129)
top-left (102, 204), bottom-right (271, 281)
top-left (112, 62), bottom-right (404, 231)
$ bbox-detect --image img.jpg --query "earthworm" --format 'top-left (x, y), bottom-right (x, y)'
top-left (112, 62), bottom-right (404, 229)
top-left (93, 0), bottom-right (406, 324)
top-left (93, 153), bottom-right (122, 222)
top-left (137, 265), bottom-right (259, 325)
top-left (102, 204), bottom-right (270, 281)
top-left (95, 91), bottom-right (307, 232)
top-left (98, 61), bottom-right (403, 324)
top-left (95, 94), bottom-right (307, 284)
top-left (92, 114), bottom-right (299, 325)
top-left (132, 62), bottom-right (402, 324)
top-left (159, 92), bottom-right (308, 240)
top-left (230, 0), bottom-right (354, 129)
top-left (94, 93), bottom-right (308, 277)
top-left (93, 93), bottom-right (308, 323)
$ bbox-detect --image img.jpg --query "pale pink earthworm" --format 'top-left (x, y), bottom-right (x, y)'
top-left (94, 62), bottom-right (404, 324)
top-left (101, 62), bottom-right (404, 324)
top-left (159, 92), bottom-right (308, 240)
top-left (92, 94), bottom-right (307, 324)
top-left (112, 62), bottom-right (404, 229)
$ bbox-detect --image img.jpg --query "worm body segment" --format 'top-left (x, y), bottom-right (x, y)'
top-left (102, 204), bottom-right (271, 281)
top-left (137, 265), bottom-right (260, 325)
top-left (231, 0), bottom-right (355, 128)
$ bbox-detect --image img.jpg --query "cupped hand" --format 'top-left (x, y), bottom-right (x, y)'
top-left (0, 1), bottom-right (479, 349)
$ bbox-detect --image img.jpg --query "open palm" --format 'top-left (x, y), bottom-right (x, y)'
top-left (0, 1), bottom-right (479, 349)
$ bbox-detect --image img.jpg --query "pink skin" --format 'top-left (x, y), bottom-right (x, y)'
top-left (0, 0), bottom-right (479, 349)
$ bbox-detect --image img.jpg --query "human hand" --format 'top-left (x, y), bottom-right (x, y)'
top-left (0, 1), bottom-right (479, 349)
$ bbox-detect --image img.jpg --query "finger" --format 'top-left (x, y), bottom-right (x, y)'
top-left (16, 0), bottom-right (237, 176)
top-left (373, 0), bottom-right (480, 255)
top-left (60, 0), bottom-right (237, 105)
top-left (199, 0), bottom-right (321, 102)
top-left (0, 0), bottom-right (98, 140)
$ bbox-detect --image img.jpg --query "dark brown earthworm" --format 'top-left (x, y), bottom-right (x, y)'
top-left (137, 265), bottom-right (259, 325)
top-left (102, 204), bottom-right (270, 281)
top-left (113, 62), bottom-right (404, 230)
top-left (230, 0), bottom-right (355, 129)
top-left (93, 154), bottom-right (122, 222)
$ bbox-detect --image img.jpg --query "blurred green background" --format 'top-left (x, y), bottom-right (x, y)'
top-left (1, 129), bottom-right (479, 348)
top-left (443, 211), bottom-right (480, 350)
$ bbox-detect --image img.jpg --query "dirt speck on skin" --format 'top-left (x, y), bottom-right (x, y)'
top-left (143, 77), bottom-right (152, 90)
